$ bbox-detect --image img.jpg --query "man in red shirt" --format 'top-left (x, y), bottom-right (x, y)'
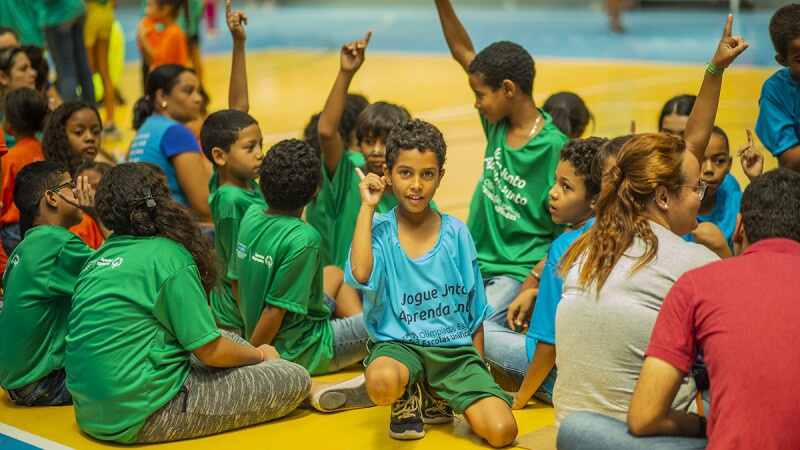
top-left (557, 168), bottom-right (800, 450)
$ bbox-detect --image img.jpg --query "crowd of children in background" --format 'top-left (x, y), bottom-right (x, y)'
top-left (0, 0), bottom-right (799, 448)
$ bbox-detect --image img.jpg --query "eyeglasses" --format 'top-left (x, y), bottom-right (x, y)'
top-left (29, 179), bottom-right (77, 213)
top-left (677, 179), bottom-right (709, 200)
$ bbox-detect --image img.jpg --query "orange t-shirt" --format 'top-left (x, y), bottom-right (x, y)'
top-left (1, 137), bottom-right (45, 226)
top-left (140, 17), bottom-right (190, 69)
top-left (69, 213), bottom-right (105, 250)
top-left (0, 124), bottom-right (7, 157)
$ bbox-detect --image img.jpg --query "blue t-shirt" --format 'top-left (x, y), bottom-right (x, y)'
top-left (345, 209), bottom-right (492, 347)
top-left (755, 67), bottom-right (800, 157)
top-left (128, 115), bottom-right (202, 206)
top-left (683, 178), bottom-right (741, 252)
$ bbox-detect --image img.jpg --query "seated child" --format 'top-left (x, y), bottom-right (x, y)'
top-left (346, 119), bottom-right (517, 447)
top-left (484, 136), bottom-right (612, 409)
top-left (69, 160), bottom-right (112, 249)
top-left (234, 139), bottom-right (373, 387)
top-left (313, 32), bottom-right (416, 269)
top-left (1, 87), bottom-right (47, 255)
top-left (137, 0), bottom-right (190, 70)
top-left (755, 3), bottom-right (800, 173)
top-left (0, 161), bottom-right (95, 405)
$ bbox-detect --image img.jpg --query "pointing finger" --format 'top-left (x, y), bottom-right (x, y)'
top-left (722, 13), bottom-right (733, 39)
top-left (746, 129), bottom-right (753, 147)
top-left (364, 30), bottom-right (372, 45)
top-left (355, 167), bottom-right (366, 180)
top-left (226, 0), bottom-right (231, 17)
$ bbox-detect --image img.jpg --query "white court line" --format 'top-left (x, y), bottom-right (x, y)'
top-left (0, 422), bottom-right (73, 450)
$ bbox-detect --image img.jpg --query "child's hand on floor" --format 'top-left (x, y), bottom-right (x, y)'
top-left (226, 0), bottom-right (248, 42)
top-left (59, 175), bottom-right (96, 213)
top-left (738, 129), bottom-right (763, 181)
top-left (340, 31), bottom-right (372, 75)
top-left (356, 167), bottom-right (385, 209)
top-left (710, 14), bottom-right (748, 71)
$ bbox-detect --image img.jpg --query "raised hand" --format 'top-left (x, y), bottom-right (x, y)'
top-left (340, 31), bottom-right (372, 74)
top-left (226, 0), bottom-right (248, 42)
top-left (355, 167), bottom-right (385, 208)
top-left (738, 129), bottom-right (763, 180)
top-left (710, 14), bottom-right (749, 71)
top-left (59, 175), bottom-right (96, 213)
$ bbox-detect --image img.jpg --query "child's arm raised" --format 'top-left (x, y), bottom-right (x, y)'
top-left (350, 167), bottom-right (384, 284)
top-left (250, 305), bottom-right (287, 347)
top-left (684, 14), bottom-right (748, 162)
top-left (738, 129), bottom-right (764, 181)
top-left (434, 0), bottom-right (477, 72)
top-left (318, 32), bottom-right (371, 177)
top-left (226, 0), bottom-right (249, 112)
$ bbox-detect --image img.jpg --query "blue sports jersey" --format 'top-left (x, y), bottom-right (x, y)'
top-left (683, 178), bottom-right (741, 252)
top-left (755, 67), bottom-right (800, 157)
top-left (129, 115), bottom-right (202, 206)
top-left (345, 209), bottom-right (492, 347)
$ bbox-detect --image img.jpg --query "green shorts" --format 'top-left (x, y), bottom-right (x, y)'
top-left (367, 341), bottom-right (512, 414)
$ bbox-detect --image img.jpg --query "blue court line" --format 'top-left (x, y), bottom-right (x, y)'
top-left (0, 433), bottom-right (43, 450)
top-left (116, 4), bottom-right (774, 66)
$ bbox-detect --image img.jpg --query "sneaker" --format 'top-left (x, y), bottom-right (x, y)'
top-left (420, 386), bottom-right (454, 424)
top-left (389, 384), bottom-right (425, 440)
top-left (309, 374), bottom-right (375, 412)
top-left (103, 123), bottom-right (121, 140)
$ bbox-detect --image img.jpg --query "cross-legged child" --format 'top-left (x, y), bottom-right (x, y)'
top-left (435, 0), bottom-right (569, 326)
top-left (346, 119), bottom-right (516, 447)
top-left (313, 32), bottom-right (417, 269)
top-left (0, 161), bottom-right (95, 405)
top-left (756, 4), bottom-right (800, 173)
top-left (233, 139), bottom-right (374, 411)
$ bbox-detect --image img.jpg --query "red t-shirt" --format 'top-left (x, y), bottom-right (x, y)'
top-left (647, 238), bottom-right (800, 449)
top-left (1, 137), bottom-right (45, 226)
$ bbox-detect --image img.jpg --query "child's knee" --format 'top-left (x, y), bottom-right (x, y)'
top-left (483, 417), bottom-right (518, 448)
top-left (365, 358), bottom-right (408, 405)
top-left (465, 397), bottom-right (518, 447)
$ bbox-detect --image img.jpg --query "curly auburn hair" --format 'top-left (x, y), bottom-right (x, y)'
top-left (259, 139), bottom-right (321, 211)
top-left (560, 133), bottom-right (688, 292)
top-left (96, 163), bottom-right (217, 294)
top-left (469, 41), bottom-right (535, 96)
top-left (42, 100), bottom-right (102, 174)
top-left (559, 137), bottom-right (608, 200)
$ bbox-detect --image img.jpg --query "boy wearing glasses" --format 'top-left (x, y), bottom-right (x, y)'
top-left (0, 161), bottom-right (103, 406)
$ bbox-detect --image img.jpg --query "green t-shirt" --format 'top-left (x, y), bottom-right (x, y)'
top-left (208, 175), bottom-right (267, 332)
top-left (0, 0), bottom-right (43, 46)
top-left (234, 208), bottom-right (333, 376)
top-left (66, 235), bottom-right (220, 444)
top-left (306, 150), bottom-right (435, 268)
top-left (39, 0), bottom-right (85, 29)
top-left (467, 110), bottom-right (568, 282)
top-left (0, 226), bottom-right (92, 390)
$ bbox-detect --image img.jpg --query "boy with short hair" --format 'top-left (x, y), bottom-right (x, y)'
top-left (0, 161), bottom-right (95, 405)
top-left (434, 0), bottom-right (569, 326)
top-left (755, 3), bottom-right (800, 173)
top-left (201, 109), bottom-right (266, 334)
top-left (346, 119), bottom-right (516, 446)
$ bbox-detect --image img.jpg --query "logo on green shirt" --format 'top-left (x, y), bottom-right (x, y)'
top-left (96, 257), bottom-right (124, 268)
top-left (9, 255), bottom-right (19, 267)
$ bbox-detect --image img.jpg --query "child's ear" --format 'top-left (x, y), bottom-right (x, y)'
top-left (382, 163), bottom-right (391, 185)
top-left (775, 53), bottom-right (788, 67)
top-left (438, 168), bottom-right (446, 182)
top-left (44, 190), bottom-right (59, 208)
top-left (501, 79), bottom-right (516, 97)
top-left (732, 213), bottom-right (745, 246)
top-left (0, 71), bottom-right (9, 87)
top-left (211, 147), bottom-right (227, 166)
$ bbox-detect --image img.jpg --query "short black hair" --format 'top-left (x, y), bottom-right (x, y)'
top-left (469, 41), bottom-right (535, 96)
top-left (74, 160), bottom-right (113, 179)
top-left (22, 45), bottom-right (48, 93)
top-left (560, 137), bottom-right (608, 200)
top-left (769, 4), bottom-right (800, 59)
top-left (199, 109), bottom-right (259, 163)
top-left (355, 102), bottom-right (411, 144)
top-left (3, 87), bottom-right (48, 134)
top-left (303, 112), bottom-right (322, 156)
top-left (591, 134), bottom-right (633, 191)
top-left (385, 119), bottom-right (447, 171)
top-left (711, 125), bottom-right (730, 152)
top-left (741, 167), bottom-right (800, 244)
top-left (259, 139), bottom-right (321, 211)
top-left (14, 161), bottom-right (69, 236)
top-left (658, 94), bottom-right (696, 130)
top-left (342, 93), bottom-right (369, 148)
top-left (543, 92), bottom-right (593, 139)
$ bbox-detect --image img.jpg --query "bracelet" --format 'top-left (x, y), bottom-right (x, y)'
top-left (706, 62), bottom-right (724, 75)
top-left (697, 415), bottom-right (707, 438)
top-left (530, 268), bottom-right (541, 282)
top-left (256, 347), bottom-right (265, 363)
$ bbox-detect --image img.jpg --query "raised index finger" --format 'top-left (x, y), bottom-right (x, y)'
top-left (746, 129), bottom-right (753, 147)
top-left (226, 0), bottom-right (231, 17)
top-left (364, 30), bottom-right (372, 45)
top-left (355, 167), bottom-right (366, 180)
top-left (722, 13), bottom-right (733, 39)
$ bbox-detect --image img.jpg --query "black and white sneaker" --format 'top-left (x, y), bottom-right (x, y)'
top-left (420, 386), bottom-right (454, 424)
top-left (389, 384), bottom-right (425, 440)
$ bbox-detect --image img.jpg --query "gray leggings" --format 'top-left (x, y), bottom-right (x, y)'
top-left (135, 331), bottom-right (312, 444)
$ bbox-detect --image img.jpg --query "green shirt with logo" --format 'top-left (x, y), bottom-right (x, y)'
top-left (467, 111), bottom-right (568, 282)
top-left (66, 235), bottom-right (220, 444)
top-left (234, 208), bottom-right (333, 375)
top-left (0, 226), bottom-right (93, 390)
top-left (208, 175), bottom-right (267, 333)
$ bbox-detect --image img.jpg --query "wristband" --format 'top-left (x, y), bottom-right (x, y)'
top-left (530, 269), bottom-right (541, 282)
top-left (706, 62), bottom-right (724, 75)
top-left (256, 347), bottom-right (265, 363)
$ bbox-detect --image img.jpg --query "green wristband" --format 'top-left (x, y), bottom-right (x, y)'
top-left (706, 62), bottom-right (724, 75)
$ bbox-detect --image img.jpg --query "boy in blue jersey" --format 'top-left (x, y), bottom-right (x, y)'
top-left (346, 119), bottom-right (516, 447)
top-left (755, 4), bottom-right (800, 173)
